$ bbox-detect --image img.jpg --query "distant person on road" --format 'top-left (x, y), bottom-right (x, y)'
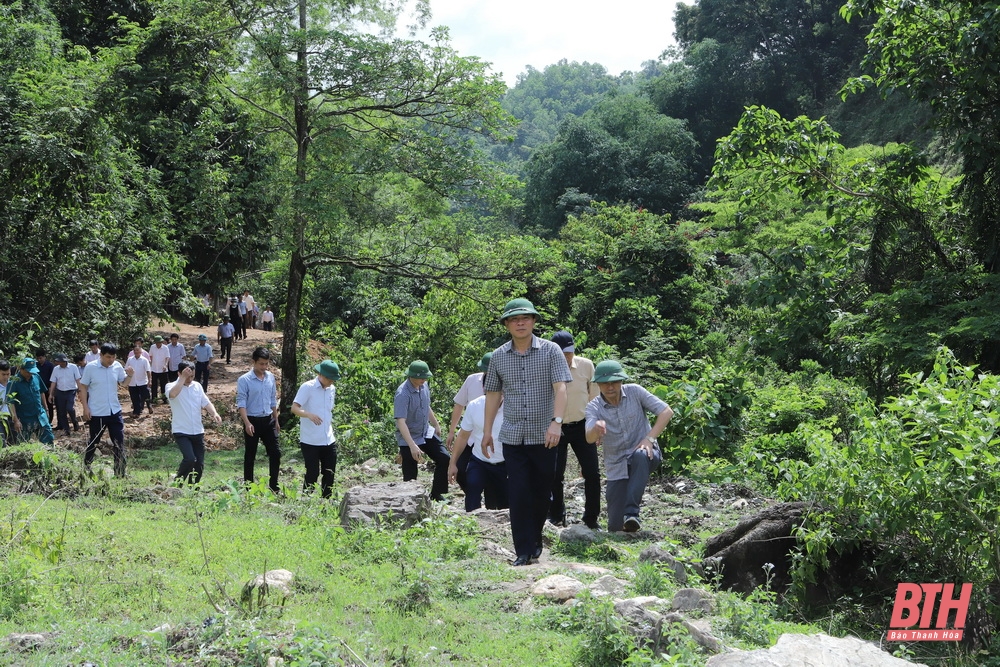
top-left (149, 336), bottom-right (171, 405)
top-left (218, 316), bottom-right (235, 364)
top-left (126, 336), bottom-right (151, 362)
top-left (243, 290), bottom-right (256, 331)
top-left (192, 334), bottom-right (213, 391)
top-left (166, 333), bottom-right (185, 383)
top-left (292, 360), bottom-right (340, 498)
top-left (125, 340), bottom-right (153, 417)
top-left (585, 360), bottom-right (673, 533)
top-left (84, 340), bottom-right (101, 365)
top-left (48, 353), bottom-right (81, 437)
top-left (166, 361), bottom-right (222, 485)
top-left (237, 295), bottom-right (248, 339)
top-left (36, 350), bottom-right (55, 422)
top-left (237, 347), bottom-right (281, 493)
top-left (228, 295), bottom-right (242, 340)
top-left (8, 358), bottom-right (55, 444)
top-left (393, 360), bottom-right (449, 501)
top-left (260, 307), bottom-right (275, 332)
top-left (79, 343), bottom-right (133, 476)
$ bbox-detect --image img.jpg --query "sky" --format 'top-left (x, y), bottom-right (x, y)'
top-left (414, 0), bottom-right (683, 87)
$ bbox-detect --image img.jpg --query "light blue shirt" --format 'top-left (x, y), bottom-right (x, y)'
top-left (167, 342), bottom-right (186, 371)
top-left (193, 343), bottom-right (214, 363)
top-left (236, 370), bottom-right (277, 417)
top-left (80, 361), bottom-right (126, 416)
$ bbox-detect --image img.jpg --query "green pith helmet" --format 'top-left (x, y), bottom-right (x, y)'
top-left (477, 351), bottom-right (493, 372)
top-left (314, 359), bottom-right (341, 381)
top-left (406, 360), bottom-right (433, 379)
top-left (499, 298), bottom-right (540, 323)
top-left (592, 360), bottom-right (629, 383)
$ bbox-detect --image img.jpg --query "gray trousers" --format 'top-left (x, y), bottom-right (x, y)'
top-left (606, 446), bottom-right (661, 531)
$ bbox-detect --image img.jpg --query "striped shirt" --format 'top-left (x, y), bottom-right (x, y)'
top-left (393, 379), bottom-right (430, 446)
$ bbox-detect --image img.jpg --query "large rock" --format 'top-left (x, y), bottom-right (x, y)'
top-left (703, 502), bottom-right (809, 593)
top-left (614, 599), bottom-right (723, 654)
top-left (559, 524), bottom-right (598, 544)
top-left (639, 544), bottom-right (688, 584)
top-left (671, 588), bottom-right (715, 613)
top-left (706, 633), bottom-right (927, 666)
top-left (339, 481), bottom-right (430, 529)
top-left (532, 575), bottom-right (585, 602)
top-left (588, 574), bottom-right (628, 598)
top-left (241, 569), bottom-right (294, 608)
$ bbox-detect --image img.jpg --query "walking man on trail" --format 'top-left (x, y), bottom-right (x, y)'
top-left (167, 360), bottom-right (222, 485)
top-left (292, 360), bottom-right (340, 498)
top-left (8, 358), bottom-right (55, 444)
top-left (243, 290), bottom-right (256, 331)
top-left (84, 340), bottom-right (101, 365)
top-left (48, 353), bottom-right (81, 437)
top-left (166, 333), bottom-right (185, 383)
top-left (218, 316), bottom-right (235, 364)
top-left (482, 298), bottom-right (572, 566)
top-left (149, 336), bottom-right (170, 404)
top-left (260, 307), bottom-right (275, 331)
top-left (237, 347), bottom-right (281, 493)
top-left (192, 334), bottom-right (213, 391)
top-left (585, 360), bottom-right (673, 532)
top-left (448, 391), bottom-right (507, 511)
top-left (393, 360), bottom-right (449, 501)
top-left (548, 331), bottom-right (601, 529)
top-left (79, 343), bottom-right (133, 476)
top-left (444, 352), bottom-right (491, 496)
top-left (36, 350), bottom-right (55, 422)
top-left (125, 340), bottom-right (152, 417)
top-left (126, 336), bottom-right (151, 362)
top-left (228, 296), bottom-right (242, 340)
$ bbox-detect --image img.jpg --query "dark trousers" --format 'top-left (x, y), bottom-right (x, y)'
top-left (229, 309), bottom-right (242, 338)
top-left (244, 415), bottom-right (280, 492)
top-left (301, 442), bottom-right (337, 498)
top-left (455, 444), bottom-right (472, 493)
top-left (128, 385), bottom-right (150, 416)
top-left (151, 372), bottom-right (168, 403)
top-left (399, 436), bottom-right (450, 500)
top-left (168, 369), bottom-right (179, 383)
top-left (606, 447), bottom-right (661, 531)
top-left (174, 433), bottom-right (205, 485)
top-left (54, 389), bottom-right (79, 434)
top-left (262, 321), bottom-right (273, 331)
top-left (505, 444), bottom-right (557, 558)
top-left (550, 421), bottom-right (602, 526)
top-left (220, 337), bottom-right (233, 363)
top-left (194, 361), bottom-right (210, 391)
top-left (465, 456), bottom-right (508, 511)
top-left (86, 412), bottom-right (126, 476)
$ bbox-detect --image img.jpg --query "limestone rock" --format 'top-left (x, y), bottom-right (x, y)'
top-left (478, 540), bottom-right (516, 562)
top-left (532, 575), bottom-right (585, 602)
top-left (559, 524), bottom-right (598, 544)
top-left (242, 568), bottom-right (295, 605)
top-left (705, 633), bottom-right (928, 666)
top-left (638, 544), bottom-right (688, 584)
top-left (588, 574), bottom-right (628, 598)
top-left (7, 633), bottom-right (47, 651)
top-left (671, 588), bottom-right (715, 613)
top-left (562, 562), bottom-right (611, 577)
top-left (339, 481), bottom-right (430, 529)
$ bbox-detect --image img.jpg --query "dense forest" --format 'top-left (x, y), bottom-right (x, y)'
top-left (3, 0), bottom-right (1000, 659)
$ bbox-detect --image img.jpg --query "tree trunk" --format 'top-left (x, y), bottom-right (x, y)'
top-left (279, 247), bottom-right (306, 425)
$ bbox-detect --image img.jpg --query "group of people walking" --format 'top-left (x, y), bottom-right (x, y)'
top-left (395, 298), bottom-right (674, 565)
top-left (0, 296), bottom-right (672, 566)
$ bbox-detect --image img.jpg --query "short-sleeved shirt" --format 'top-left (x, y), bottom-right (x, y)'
top-left (84, 350), bottom-right (100, 365)
top-left (218, 323), bottom-right (235, 338)
top-left (460, 395), bottom-right (505, 463)
top-left (453, 372), bottom-right (485, 407)
top-left (565, 355), bottom-right (598, 422)
top-left (167, 343), bottom-right (186, 371)
top-left (484, 335), bottom-right (573, 446)
top-left (238, 301), bottom-right (247, 315)
top-left (393, 379), bottom-right (430, 447)
top-left (193, 343), bottom-right (213, 363)
top-left (293, 377), bottom-right (336, 446)
top-left (166, 379), bottom-right (210, 435)
top-left (125, 356), bottom-right (151, 387)
top-left (149, 344), bottom-right (171, 373)
top-left (585, 384), bottom-right (669, 481)
top-left (261, 310), bottom-right (274, 323)
top-left (244, 294), bottom-right (256, 311)
top-left (50, 364), bottom-right (82, 391)
top-left (127, 349), bottom-right (151, 362)
top-left (80, 361), bottom-right (126, 416)
top-left (236, 370), bottom-right (277, 418)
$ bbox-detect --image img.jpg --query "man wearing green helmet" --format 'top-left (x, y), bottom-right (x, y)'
top-left (292, 359), bottom-right (341, 498)
top-left (482, 298), bottom-right (573, 566)
top-left (394, 360), bottom-right (449, 500)
top-left (585, 360), bottom-right (674, 533)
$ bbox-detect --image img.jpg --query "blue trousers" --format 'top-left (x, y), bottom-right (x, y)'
top-left (606, 447), bottom-right (661, 532)
top-left (504, 444), bottom-right (557, 558)
top-left (175, 433), bottom-right (205, 485)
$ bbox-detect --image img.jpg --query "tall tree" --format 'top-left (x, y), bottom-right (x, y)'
top-left (217, 0), bottom-right (512, 416)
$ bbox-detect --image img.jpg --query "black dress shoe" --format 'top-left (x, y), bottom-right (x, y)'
top-left (532, 544), bottom-right (543, 560)
top-left (512, 555), bottom-right (531, 566)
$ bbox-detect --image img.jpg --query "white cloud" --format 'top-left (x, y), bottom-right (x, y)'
top-left (417, 0), bottom-right (681, 85)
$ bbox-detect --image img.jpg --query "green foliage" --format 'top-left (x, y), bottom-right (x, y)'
top-left (633, 562), bottom-right (668, 597)
top-left (780, 348), bottom-right (1000, 625)
top-left (567, 593), bottom-right (635, 667)
top-left (716, 569), bottom-right (780, 647)
top-left (653, 363), bottom-right (751, 472)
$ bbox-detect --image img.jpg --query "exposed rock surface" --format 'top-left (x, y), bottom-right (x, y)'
top-left (671, 588), bottom-right (715, 613)
top-left (242, 568), bottom-right (295, 605)
top-left (706, 633), bottom-right (928, 666)
top-left (639, 544), bottom-right (688, 584)
top-left (531, 574), bottom-right (585, 602)
top-left (338, 481), bottom-right (429, 529)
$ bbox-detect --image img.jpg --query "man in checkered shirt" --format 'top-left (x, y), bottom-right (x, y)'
top-left (482, 298), bottom-right (572, 566)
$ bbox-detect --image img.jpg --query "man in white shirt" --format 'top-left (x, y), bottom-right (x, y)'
top-left (260, 307), bottom-right (275, 331)
top-left (291, 360), bottom-right (340, 498)
top-left (444, 352), bottom-right (490, 496)
top-left (148, 336), bottom-right (171, 405)
top-left (79, 342), bottom-right (134, 476)
top-left (125, 341), bottom-right (152, 417)
top-left (448, 394), bottom-right (507, 511)
top-left (166, 333), bottom-right (186, 382)
top-left (83, 340), bottom-right (101, 365)
top-left (243, 290), bottom-right (256, 330)
top-left (48, 353), bottom-right (82, 437)
top-left (126, 336), bottom-right (151, 362)
top-left (166, 361), bottom-right (222, 485)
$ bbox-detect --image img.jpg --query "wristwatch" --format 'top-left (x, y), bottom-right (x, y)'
top-left (646, 436), bottom-right (656, 443)
top-left (552, 417), bottom-right (563, 424)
